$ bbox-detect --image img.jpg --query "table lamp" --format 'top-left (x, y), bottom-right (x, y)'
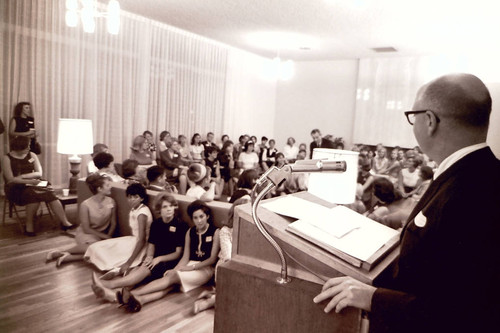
top-left (57, 118), bottom-right (93, 194)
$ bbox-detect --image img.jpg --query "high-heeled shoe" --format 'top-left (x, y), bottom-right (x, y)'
top-left (61, 223), bottom-right (77, 231)
top-left (56, 252), bottom-right (70, 267)
top-left (46, 250), bottom-right (64, 261)
top-left (91, 272), bottom-right (117, 303)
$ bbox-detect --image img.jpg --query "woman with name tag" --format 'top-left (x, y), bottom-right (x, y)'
top-left (118, 200), bottom-right (220, 312)
top-left (2, 136), bottom-right (74, 236)
top-left (46, 174), bottom-right (116, 266)
top-left (90, 193), bottom-right (187, 303)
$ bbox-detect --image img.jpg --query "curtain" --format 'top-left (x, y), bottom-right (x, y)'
top-left (352, 55), bottom-right (500, 148)
top-left (1, 0), bottom-right (233, 187)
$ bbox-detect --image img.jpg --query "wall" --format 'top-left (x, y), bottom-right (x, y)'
top-left (274, 60), bottom-right (359, 153)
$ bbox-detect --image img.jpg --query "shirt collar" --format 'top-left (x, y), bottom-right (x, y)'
top-left (433, 142), bottom-right (487, 179)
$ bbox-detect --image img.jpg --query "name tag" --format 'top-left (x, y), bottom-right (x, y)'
top-left (169, 226), bottom-right (176, 232)
top-left (173, 154), bottom-right (178, 158)
top-left (414, 211), bottom-right (427, 228)
top-left (206, 236), bottom-right (212, 242)
top-left (28, 158), bottom-right (35, 163)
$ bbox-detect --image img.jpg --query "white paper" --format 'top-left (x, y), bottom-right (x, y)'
top-left (262, 196), bottom-right (360, 238)
top-left (287, 205), bottom-right (399, 261)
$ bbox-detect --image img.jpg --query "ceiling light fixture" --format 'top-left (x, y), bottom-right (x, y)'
top-left (65, 0), bottom-right (120, 35)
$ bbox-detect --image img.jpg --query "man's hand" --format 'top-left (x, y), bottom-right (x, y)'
top-left (313, 276), bottom-right (376, 313)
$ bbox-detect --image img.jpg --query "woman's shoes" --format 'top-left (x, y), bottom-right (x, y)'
top-left (125, 295), bottom-right (142, 313)
top-left (46, 250), bottom-right (64, 261)
top-left (61, 223), bottom-right (77, 231)
top-left (91, 272), bottom-right (117, 303)
top-left (56, 252), bottom-right (70, 267)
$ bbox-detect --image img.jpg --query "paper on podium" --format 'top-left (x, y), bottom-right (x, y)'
top-left (262, 197), bottom-right (398, 264)
top-left (261, 196), bottom-right (360, 238)
top-left (287, 205), bottom-right (399, 264)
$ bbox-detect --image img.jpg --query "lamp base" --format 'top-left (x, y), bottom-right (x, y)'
top-left (68, 155), bottom-right (82, 194)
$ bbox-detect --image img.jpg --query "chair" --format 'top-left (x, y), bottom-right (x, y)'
top-left (1, 195), bottom-right (54, 233)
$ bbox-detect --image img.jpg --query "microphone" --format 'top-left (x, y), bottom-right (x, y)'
top-left (256, 159), bottom-right (347, 187)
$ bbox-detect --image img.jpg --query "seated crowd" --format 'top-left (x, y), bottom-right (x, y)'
top-left (2, 126), bottom-right (439, 315)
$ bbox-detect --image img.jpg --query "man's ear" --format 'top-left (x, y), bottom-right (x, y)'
top-left (426, 111), bottom-right (439, 136)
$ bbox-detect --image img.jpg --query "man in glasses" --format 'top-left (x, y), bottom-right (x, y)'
top-left (314, 73), bottom-right (499, 332)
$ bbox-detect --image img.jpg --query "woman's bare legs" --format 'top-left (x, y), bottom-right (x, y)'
top-left (100, 266), bottom-right (151, 290)
top-left (25, 202), bottom-right (41, 233)
top-left (130, 270), bottom-right (180, 306)
top-left (48, 200), bottom-right (72, 227)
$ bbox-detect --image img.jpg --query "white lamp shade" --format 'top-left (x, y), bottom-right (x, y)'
top-left (57, 118), bottom-right (94, 155)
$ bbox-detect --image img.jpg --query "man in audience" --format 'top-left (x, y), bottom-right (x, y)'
top-left (309, 128), bottom-right (335, 159)
top-left (159, 138), bottom-right (188, 194)
top-left (202, 132), bottom-right (218, 152)
top-left (88, 143), bottom-right (108, 174)
top-left (314, 73), bottom-right (500, 332)
top-left (146, 165), bottom-right (176, 193)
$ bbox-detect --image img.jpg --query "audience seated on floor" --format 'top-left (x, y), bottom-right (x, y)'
top-left (114, 200), bottom-right (220, 313)
top-left (91, 192), bottom-right (188, 304)
top-left (193, 196), bottom-right (250, 314)
top-left (47, 174), bottom-right (117, 266)
top-left (84, 183), bottom-right (153, 278)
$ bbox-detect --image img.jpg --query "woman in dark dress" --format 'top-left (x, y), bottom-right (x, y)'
top-left (2, 136), bottom-right (73, 236)
top-left (9, 102), bottom-right (41, 154)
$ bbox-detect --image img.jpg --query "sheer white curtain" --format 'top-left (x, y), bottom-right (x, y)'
top-left (1, 0), bottom-right (231, 186)
top-left (352, 55), bottom-right (500, 149)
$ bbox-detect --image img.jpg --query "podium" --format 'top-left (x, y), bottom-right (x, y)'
top-left (214, 192), bottom-right (400, 333)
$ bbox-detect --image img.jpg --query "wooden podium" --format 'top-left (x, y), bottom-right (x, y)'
top-left (214, 192), bottom-right (400, 333)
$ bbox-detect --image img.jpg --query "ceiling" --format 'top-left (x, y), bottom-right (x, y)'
top-left (116, 0), bottom-right (500, 61)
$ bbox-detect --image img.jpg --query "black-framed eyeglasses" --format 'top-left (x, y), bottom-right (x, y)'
top-left (404, 110), bottom-right (440, 125)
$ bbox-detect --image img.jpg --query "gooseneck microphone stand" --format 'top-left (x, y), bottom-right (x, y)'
top-left (250, 159), bottom-right (347, 284)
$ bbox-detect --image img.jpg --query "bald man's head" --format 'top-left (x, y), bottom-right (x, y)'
top-left (418, 73), bottom-right (491, 129)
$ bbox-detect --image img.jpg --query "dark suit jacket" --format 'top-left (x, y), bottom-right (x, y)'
top-left (159, 150), bottom-right (185, 180)
top-left (309, 138), bottom-right (336, 159)
top-left (370, 147), bottom-right (500, 333)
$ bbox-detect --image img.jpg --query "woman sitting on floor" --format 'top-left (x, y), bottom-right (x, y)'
top-left (91, 193), bottom-right (188, 303)
top-left (2, 136), bottom-right (74, 236)
top-left (84, 183), bottom-right (153, 278)
top-left (193, 196), bottom-right (250, 314)
top-left (46, 174), bottom-right (116, 266)
top-left (117, 200), bottom-right (220, 312)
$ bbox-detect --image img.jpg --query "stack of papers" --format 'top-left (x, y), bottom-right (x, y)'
top-left (261, 196), bottom-right (399, 265)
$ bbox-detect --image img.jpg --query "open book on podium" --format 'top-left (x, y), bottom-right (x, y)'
top-left (261, 195), bottom-right (400, 270)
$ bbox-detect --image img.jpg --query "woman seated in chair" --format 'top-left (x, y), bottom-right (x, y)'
top-left (2, 136), bottom-right (74, 236)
